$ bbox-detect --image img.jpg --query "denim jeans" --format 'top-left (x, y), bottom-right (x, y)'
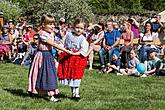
top-left (139, 46), bottom-right (160, 62)
top-left (98, 47), bottom-right (115, 66)
top-left (24, 59), bottom-right (31, 68)
top-left (139, 46), bottom-right (151, 62)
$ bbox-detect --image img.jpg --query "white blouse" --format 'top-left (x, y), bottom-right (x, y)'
top-left (64, 32), bottom-right (89, 56)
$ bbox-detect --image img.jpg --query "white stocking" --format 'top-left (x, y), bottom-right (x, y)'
top-left (75, 87), bottom-right (80, 97)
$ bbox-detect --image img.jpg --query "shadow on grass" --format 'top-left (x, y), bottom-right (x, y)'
top-left (4, 88), bottom-right (29, 98)
top-left (86, 64), bottom-right (101, 70)
top-left (3, 88), bottom-right (69, 101)
top-left (93, 64), bottom-right (101, 70)
top-left (57, 92), bottom-right (68, 99)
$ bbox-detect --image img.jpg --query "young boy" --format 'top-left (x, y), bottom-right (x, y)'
top-left (106, 49), bottom-right (121, 74)
top-left (141, 48), bottom-right (161, 77)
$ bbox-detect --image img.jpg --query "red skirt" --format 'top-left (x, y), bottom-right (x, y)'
top-left (58, 51), bottom-right (87, 80)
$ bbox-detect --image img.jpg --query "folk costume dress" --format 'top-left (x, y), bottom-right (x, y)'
top-left (58, 32), bottom-right (89, 87)
top-left (0, 34), bottom-right (11, 57)
top-left (28, 30), bottom-right (58, 95)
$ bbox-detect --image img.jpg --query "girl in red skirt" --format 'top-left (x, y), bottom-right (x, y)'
top-left (58, 18), bottom-right (92, 100)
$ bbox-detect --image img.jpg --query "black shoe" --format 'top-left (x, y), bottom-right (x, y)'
top-left (75, 96), bottom-right (81, 101)
top-left (100, 67), bottom-right (107, 73)
top-left (28, 91), bottom-right (37, 98)
top-left (71, 95), bottom-right (81, 101)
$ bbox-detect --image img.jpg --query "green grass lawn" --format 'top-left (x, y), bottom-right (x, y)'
top-left (1, 63), bottom-right (165, 110)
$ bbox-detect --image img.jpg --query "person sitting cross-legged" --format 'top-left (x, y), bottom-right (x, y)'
top-left (141, 48), bottom-right (161, 77)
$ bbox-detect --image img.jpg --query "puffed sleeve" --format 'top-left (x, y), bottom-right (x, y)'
top-left (79, 38), bottom-right (89, 57)
top-left (39, 31), bottom-right (51, 42)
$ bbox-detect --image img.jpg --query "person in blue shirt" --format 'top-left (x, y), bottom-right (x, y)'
top-left (99, 20), bottom-right (121, 72)
top-left (151, 14), bottom-right (163, 32)
top-left (21, 34), bottom-right (39, 67)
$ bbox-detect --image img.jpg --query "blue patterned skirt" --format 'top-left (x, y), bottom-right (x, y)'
top-left (35, 50), bottom-right (58, 91)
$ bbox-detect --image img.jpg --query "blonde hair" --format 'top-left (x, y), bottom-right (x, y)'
top-left (41, 15), bottom-right (55, 25)
top-left (123, 22), bottom-right (131, 27)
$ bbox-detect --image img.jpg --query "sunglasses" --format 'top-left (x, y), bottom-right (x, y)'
top-left (33, 38), bottom-right (38, 40)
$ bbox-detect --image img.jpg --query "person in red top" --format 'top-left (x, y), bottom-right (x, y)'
top-left (24, 24), bottom-right (36, 42)
top-left (121, 22), bottom-right (134, 66)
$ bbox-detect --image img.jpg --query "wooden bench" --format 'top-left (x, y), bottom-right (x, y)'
top-left (154, 38), bottom-right (161, 45)
top-left (120, 38), bottom-right (140, 45)
top-left (133, 38), bottom-right (139, 45)
top-left (153, 38), bottom-right (164, 58)
top-left (119, 39), bottom-right (124, 45)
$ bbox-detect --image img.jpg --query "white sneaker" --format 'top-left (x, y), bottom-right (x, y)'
top-left (50, 96), bottom-right (59, 102)
top-left (75, 94), bottom-right (80, 98)
top-left (141, 74), bottom-right (147, 78)
top-left (117, 73), bottom-right (123, 76)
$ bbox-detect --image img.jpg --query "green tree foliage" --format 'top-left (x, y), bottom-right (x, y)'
top-left (46, 0), bottom-right (94, 22)
top-left (0, 0), bottom-right (22, 22)
top-left (89, 0), bottom-right (164, 15)
top-left (141, 0), bottom-right (165, 11)
top-left (13, 0), bottom-right (94, 23)
top-left (4, 0), bottom-right (165, 22)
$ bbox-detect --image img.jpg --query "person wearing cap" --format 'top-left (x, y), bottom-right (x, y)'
top-left (58, 17), bottom-right (66, 32)
top-left (24, 24), bottom-right (36, 43)
top-left (151, 14), bottom-right (163, 33)
top-left (141, 48), bottom-right (161, 77)
top-left (106, 49), bottom-right (121, 74)
top-left (8, 20), bottom-right (19, 39)
top-left (8, 20), bottom-right (20, 57)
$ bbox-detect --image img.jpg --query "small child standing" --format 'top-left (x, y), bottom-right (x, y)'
top-left (120, 50), bottom-right (140, 76)
top-left (58, 18), bottom-right (90, 100)
top-left (28, 15), bottom-right (72, 102)
top-left (106, 49), bottom-right (121, 74)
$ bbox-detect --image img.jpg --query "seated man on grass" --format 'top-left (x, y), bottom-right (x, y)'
top-left (141, 48), bottom-right (161, 77)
